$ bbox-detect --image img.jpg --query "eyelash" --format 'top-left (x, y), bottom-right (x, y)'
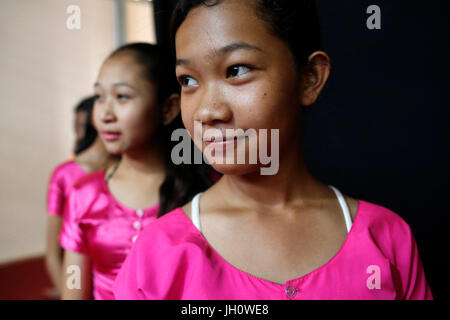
top-left (226, 64), bottom-right (252, 78)
top-left (117, 94), bottom-right (130, 100)
top-left (178, 64), bottom-right (254, 88)
top-left (177, 76), bottom-right (197, 87)
top-left (93, 94), bottom-right (130, 100)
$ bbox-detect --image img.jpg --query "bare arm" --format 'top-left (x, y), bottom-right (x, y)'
top-left (61, 249), bottom-right (92, 300)
top-left (45, 215), bottom-right (63, 293)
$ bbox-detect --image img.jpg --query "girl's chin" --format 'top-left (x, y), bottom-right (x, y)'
top-left (209, 162), bottom-right (261, 176)
top-left (104, 145), bottom-right (124, 156)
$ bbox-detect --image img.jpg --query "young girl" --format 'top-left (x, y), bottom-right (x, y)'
top-left (60, 43), bottom-right (215, 300)
top-left (45, 96), bottom-right (116, 296)
top-left (113, 0), bottom-right (432, 300)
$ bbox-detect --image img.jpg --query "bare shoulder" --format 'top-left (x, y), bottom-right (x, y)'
top-left (181, 188), bottom-right (218, 222)
top-left (344, 196), bottom-right (359, 221)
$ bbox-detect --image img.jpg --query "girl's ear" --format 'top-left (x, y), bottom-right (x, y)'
top-left (299, 51), bottom-right (331, 107)
top-left (162, 93), bottom-right (181, 126)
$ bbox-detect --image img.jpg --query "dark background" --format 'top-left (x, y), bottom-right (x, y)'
top-left (153, 0), bottom-right (449, 300)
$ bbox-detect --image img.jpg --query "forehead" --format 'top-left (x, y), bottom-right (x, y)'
top-left (97, 53), bottom-right (143, 85)
top-left (175, 0), bottom-right (274, 58)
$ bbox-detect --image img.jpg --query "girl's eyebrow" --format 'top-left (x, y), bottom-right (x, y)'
top-left (93, 82), bottom-right (137, 90)
top-left (217, 42), bottom-right (263, 56)
top-left (176, 41), bottom-right (264, 66)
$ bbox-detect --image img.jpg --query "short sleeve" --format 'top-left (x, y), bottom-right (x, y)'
top-left (47, 169), bottom-right (65, 216)
top-left (390, 221), bottom-right (433, 300)
top-left (59, 186), bottom-right (88, 254)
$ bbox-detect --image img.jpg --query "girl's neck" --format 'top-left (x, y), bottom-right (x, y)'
top-left (105, 141), bottom-right (166, 211)
top-left (75, 137), bottom-right (116, 172)
top-left (218, 139), bottom-right (327, 211)
top-left (116, 141), bottom-right (166, 178)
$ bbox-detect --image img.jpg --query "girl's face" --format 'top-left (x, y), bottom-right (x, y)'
top-left (175, 0), bottom-right (303, 175)
top-left (93, 53), bottom-right (162, 155)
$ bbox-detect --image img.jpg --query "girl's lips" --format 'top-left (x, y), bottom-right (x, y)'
top-left (204, 136), bottom-right (247, 148)
top-left (102, 131), bottom-right (121, 141)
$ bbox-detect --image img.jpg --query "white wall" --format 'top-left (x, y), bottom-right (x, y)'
top-left (0, 0), bottom-right (155, 264)
top-left (126, 0), bottom-right (156, 44)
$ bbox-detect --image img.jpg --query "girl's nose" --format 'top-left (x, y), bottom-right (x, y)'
top-left (195, 84), bottom-right (232, 125)
top-left (99, 99), bottom-right (116, 123)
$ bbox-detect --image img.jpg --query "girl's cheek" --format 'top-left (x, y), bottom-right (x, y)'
top-left (232, 90), bottom-right (277, 129)
top-left (181, 105), bottom-right (195, 132)
top-left (92, 108), bottom-right (102, 131)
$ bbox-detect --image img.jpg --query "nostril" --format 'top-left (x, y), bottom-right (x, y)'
top-left (195, 97), bottom-right (233, 125)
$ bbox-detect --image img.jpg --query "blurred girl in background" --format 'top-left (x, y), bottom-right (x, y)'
top-left (60, 43), bottom-right (215, 299)
top-left (45, 96), bottom-right (117, 297)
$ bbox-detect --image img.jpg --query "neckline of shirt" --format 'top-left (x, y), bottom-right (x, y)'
top-left (100, 170), bottom-right (159, 214)
top-left (176, 199), bottom-right (363, 288)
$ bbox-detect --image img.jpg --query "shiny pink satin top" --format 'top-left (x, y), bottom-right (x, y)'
top-left (114, 201), bottom-right (433, 300)
top-left (47, 160), bottom-right (86, 216)
top-left (59, 170), bottom-right (159, 300)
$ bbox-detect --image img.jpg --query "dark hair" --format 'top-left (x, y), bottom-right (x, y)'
top-left (108, 42), bottom-right (217, 217)
top-left (170, 0), bottom-right (321, 73)
top-left (74, 96), bottom-right (97, 155)
top-left (108, 42), bottom-right (177, 105)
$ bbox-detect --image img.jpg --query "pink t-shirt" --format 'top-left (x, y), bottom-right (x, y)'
top-left (47, 160), bottom-right (86, 216)
top-left (113, 200), bottom-right (433, 300)
top-left (59, 170), bottom-right (159, 300)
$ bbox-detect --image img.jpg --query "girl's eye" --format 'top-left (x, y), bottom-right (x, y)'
top-left (94, 94), bottom-right (102, 101)
top-left (226, 65), bottom-right (251, 78)
top-left (178, 76), bottom-right (198, 87)
top-left (117, 94), bottom-right (130, 100)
